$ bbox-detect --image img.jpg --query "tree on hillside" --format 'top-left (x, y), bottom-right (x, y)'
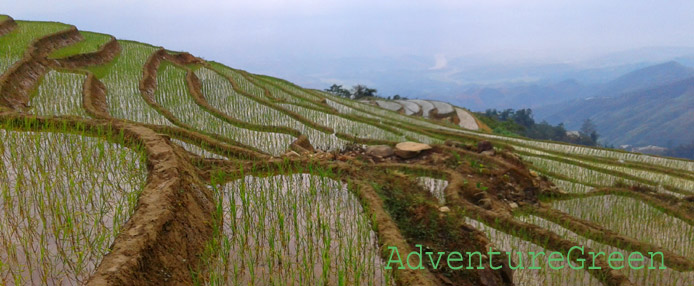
top-left (325, 84), bottom-right (351, 98)
top-left (580, 119), bottom-right (599, 143)
top-left (482, 108), bottom-right (600, 147)
top-left (484, 108), bottom-right (535, 128)
top-left (351, 85), bottom-right (377, 99)
top-left (512, 109), bottom-right (535, 128)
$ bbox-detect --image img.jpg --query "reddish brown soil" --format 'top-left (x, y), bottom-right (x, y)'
top-left (0, 27), bottom-right (82, 110)
top-left (49, 36), bottom-right (121, 69)
top-left (0, 16), bottom-right (17, 36)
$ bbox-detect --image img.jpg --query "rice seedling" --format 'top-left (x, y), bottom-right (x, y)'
top-left (47, 31), bottom-right (112, 59)
top-left (523, 155), bottom-right (637, 187)
top-left (518, 215), bottom-right (694, 285)
top-left (460, 130), bottom-right (694, 173)
top-left (323, 98), bottom-right (381, 120)
top-left (515, 146), bottom-right (694, 196)
top-left (224, 63), bottom-right (443, 145)
top-left (278, 103), bottom-right (405, 142)
top-left (88, 41), bottom-right (174, 126)
top-left (0, 21), bottom-right (72, 74)
top-left (205, 66), bottom-right (448, 144)
top-left (195, 67), bottom-right (291, 127)
top-left (463, 217), bottom-right (600, 286)
top-left (543, 175), bottom-right (594, 194)
top-left (235, 72), bottom-right (318, 107)
top-left (551, 195), bottom-right (694, 258)
top-left (171, 139), bottom-right (227, 160)
top-left (404, 131), bottom-right (443, 145)
top-left (30, 70), bottom-right (88, 117)
top-left (319, 91), bottom-right (463, 133)
top-left (208, 63), bottom-right (266, 99)
top-left (264, 84), bottom-right (331, 113)
top-left (194, 68), bottom-right (349, 151)
top-left (522, 154), bottom-right (688, 198)
top-left (321, 98), bottom-right (442, 144)
top-left (0, 129), bottom-right (147, 285)
top-left (254, 75), bottom-right (325, 103)
top-left (416, 177), bottom-right (448, 205)
top-left (155, 62), bottom-right (295, 155)
top-left (586, 160), bottom-right (694, 194)
top-left (203, 173), bottom-right (390, 285)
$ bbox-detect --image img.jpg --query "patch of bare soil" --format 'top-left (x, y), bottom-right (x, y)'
top-left (0, 16), bottom-right (17, 36)
top-left (87, 124), bottom-right (215, 285)
top-left (0, 27), bottom-right (82, 111)
top-left (49, 36), bottom-right (121, 69)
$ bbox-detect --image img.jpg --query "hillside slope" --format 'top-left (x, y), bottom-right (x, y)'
top-left (1, 15), bottom-right (693, 286)
top-left (592, 61), bottom-right (694, 97)
top-left (538, 76), bottom-right (694, 146)
top-left (453, 61), bottom-right (694, 112)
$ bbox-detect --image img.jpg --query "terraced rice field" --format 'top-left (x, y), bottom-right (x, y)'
top-left (417, 177), bottom-right (448, 205)
top-left (31, 71), bottom-right (88, 117)
top-left (408, 99), bottom-right (435, 117)
top-left (395, 100), bottom-right (420, 115)
top-left (0, 129), bottom-right (147, 285)
top-left (154, 62), bottom-right (295, 155)
top-left (455, 107), bottom-right (479, 131)
top-left (374, 100), bottom-right (404, 112)
top-left (48, 31), bottom-right (112, 59)
top-left (93, 41), bottom-right (173, 126)
top-left (203, 173), bottom-right (389, 285)
top-left (1, 15), bottom-right (693, 285)
top-left (429, 100), bottom-right (454, 115)
top-left (0, 21), bottom-right (72, 74)
top-left (552, 196), bottom-right (694, 258)
top-left (465, 217), bottom-right (601, 286)
top-left (361, 98), bottom-right (480, 130)
top-left (517, 215), bottom-right (694, 285)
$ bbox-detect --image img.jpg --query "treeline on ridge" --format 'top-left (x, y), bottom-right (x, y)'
top-left (477, 108), bottom-right (601, 147)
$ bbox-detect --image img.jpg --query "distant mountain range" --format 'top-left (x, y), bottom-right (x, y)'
top-left (249, 47), bottom-right (694, 149)
top-left (244, 47), bottom-right (694, 112)
top-left (454, 61), bottom-right (694, 110)
top-left (534, 62), bottom-right (694, 147)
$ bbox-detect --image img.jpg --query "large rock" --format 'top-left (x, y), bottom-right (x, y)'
top-left (394, 142), bottom-right (432, 159)
top-left (283, 150), bottom-right (300, 158)
top-left (290, 135), bottom-right (315, 153)
top-left (365, 145), bottom-right (394, 158)
top-left (477, 140), bottom-right (493, 153)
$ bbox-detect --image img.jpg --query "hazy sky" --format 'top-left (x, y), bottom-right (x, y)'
top-left (4, 0), bottom-right (694, 74)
